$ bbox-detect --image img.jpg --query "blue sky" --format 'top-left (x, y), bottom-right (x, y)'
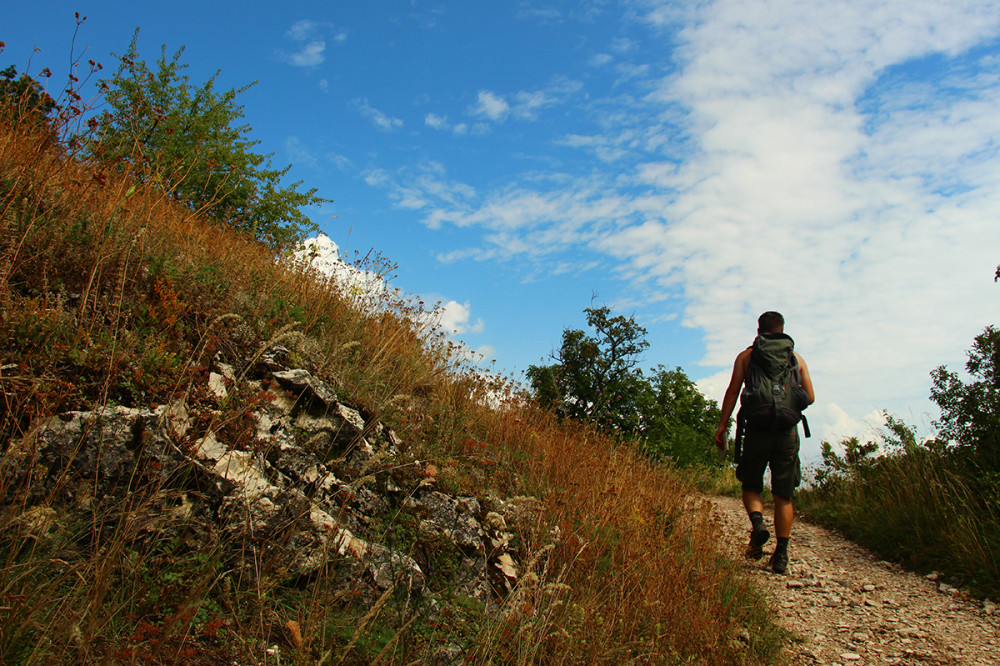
top-left (5, 1), bottom-right (1000, 464)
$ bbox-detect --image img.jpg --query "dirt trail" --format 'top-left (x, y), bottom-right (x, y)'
top-left (706, 495), bottom-right (1000, 665)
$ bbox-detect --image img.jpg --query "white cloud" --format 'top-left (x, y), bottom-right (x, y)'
top-left (363, 163), bottom-right (478, 225)
top-left (353, 98), bottom-right (404, 131)
top-left (424, 112), bottom-right (470, 136)
top-left (293, 238), bottom-right (487, 356)
top-left (425, 112), bottom-right (449, 130)
top-left (292, 235), bottom-right (391, 313)
top-left (286, 19), bottom-right (318, 41)
top-left (470, 80), bottom-right (583, 124)
top-left (279, 40), bottom-right (325, 67)
top-left (278, 19), bottom-right (345, 67)
top-left (437, 300), bottom-right (486, 335)
top-left (472, 90), bottom-right (510, 121)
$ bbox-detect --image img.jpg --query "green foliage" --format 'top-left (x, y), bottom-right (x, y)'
top-left (527, 306), bottom-right (648, 436)
top-left (638, 366), bottom-right (723, 468)
top-left (801, 425), bottom-right (1000, 598)
top-left (0, 65), bottom-right (58, 128)
top-left (527, 307), bottom-right (721, 467)
top-left (92, 32), bottom-right (324, 249)
top-left (930, 325), bottom-right (1000, 476)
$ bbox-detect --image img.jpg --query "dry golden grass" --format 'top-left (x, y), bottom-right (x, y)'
top-left (0, 117), bottom-right (787, 664)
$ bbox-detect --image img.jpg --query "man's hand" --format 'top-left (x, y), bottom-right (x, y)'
top-left (714, 424), bottom-right (727, 451)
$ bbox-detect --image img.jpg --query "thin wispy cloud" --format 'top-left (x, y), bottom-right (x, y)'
top-left (283, 41), bottom-right (325, 67)
top-left (353, 98), bottom-right (404, 131)
top-left (424, 112), bottom-right (470, 135)
top-left (277, 19), bottom-right (346, 67)
top-left (469, 79), bottom-right (583, 124)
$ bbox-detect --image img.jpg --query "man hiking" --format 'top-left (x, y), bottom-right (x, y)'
top-left (714, 311), bottom-right (815, 574)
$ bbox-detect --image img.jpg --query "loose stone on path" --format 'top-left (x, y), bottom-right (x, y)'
top-left (706, 495), bottom-right (1000, 665)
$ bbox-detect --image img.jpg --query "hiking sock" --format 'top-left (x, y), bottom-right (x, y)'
top-left (745, 512), bottom-right (769, 560)
top-left (770, 537), bottom-right (790, 574)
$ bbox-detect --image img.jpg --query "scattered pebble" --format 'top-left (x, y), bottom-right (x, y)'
top-left (706, 495), bottom-right (1000, 665)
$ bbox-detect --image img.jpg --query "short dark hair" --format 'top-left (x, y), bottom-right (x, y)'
top-left (758, 311), bottom-right (784, 334)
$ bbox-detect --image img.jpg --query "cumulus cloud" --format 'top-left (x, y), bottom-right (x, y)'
top-left (472, 90), bottom-right (510, 121)
top-left (293, 237), bottom-right (488, 356)
top-left (437, 300), bottom-right (486, 335)
top-left (292, 235), bottom-right (391, 312)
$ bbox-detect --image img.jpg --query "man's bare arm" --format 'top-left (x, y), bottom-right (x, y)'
top-left (796, 353), bottom-right (815, 405)
top-left (714, 350), bottom-right (750, 448)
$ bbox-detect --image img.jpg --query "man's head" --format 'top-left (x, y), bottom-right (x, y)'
top-left (757, 311), bottom-right (785, 335)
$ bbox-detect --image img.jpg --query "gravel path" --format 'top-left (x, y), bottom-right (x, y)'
top-left (706, 495), bottom-right (1000, 665)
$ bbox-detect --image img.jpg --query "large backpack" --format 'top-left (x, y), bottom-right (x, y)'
top-left (734, 334), bottom-right (810, 461)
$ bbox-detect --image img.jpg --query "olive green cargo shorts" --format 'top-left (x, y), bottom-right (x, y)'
top-left (736, 425), bottom-right (801, 498)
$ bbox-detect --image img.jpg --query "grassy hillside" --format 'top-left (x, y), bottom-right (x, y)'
top-left (0, 110), bottom-right (788, 663)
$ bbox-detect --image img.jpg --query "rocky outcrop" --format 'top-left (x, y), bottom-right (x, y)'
top-left (9, 345), bottom-right (525, 609)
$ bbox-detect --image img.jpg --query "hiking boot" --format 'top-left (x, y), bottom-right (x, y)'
top-left (769, 550), bottom-right (789, 575)
top-left (745, 523), bottom-right (770, 560)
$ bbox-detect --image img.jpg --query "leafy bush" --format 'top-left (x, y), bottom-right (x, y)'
top-left (91, 32), bottom-right (324, 249)
top-left (800, 417), bottom-right (1000, 597)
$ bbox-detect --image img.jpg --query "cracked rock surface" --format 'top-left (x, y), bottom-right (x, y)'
top-left (707, 495), bottom-right (1000, 665)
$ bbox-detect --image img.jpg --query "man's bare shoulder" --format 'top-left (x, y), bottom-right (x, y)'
top-left (730, 347), bottom-right (753, 379)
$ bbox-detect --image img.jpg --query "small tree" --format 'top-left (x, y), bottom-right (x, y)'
top-left (639, 366), bottom-right (722, 467)
top-left (527, 306), bottom-right (649, 436)
top-left (930, 325), bottom-right (1000, 475)
top-left (528, 307), bottom-right (722, 466)
top-left (92, 32), bottom-right (324, 249)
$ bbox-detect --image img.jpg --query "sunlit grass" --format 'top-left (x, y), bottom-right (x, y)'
top-left (1, 104), bottom-right (789, 663)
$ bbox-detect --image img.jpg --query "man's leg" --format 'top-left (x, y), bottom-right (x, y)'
top-left (737, 430), bottom-right (771, 560)
top-left (742, 490), bottom-right (764, 516)
top-left (770, 493), bottom-right (793, 574)
top-left (773, 493), bottom-right (793, 538)
top-left (742, 490), bottom-right (769, 559)
top-left (768, 428), bottom-right (800, 574)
